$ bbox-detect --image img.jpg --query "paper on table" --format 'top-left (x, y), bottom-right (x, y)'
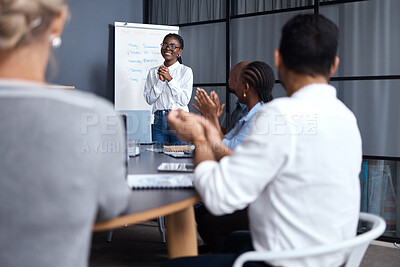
top-left (127, 174), bottom-right (194, 189)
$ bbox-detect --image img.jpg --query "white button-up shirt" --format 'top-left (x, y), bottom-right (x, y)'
top-left (143, 61), bottom-right (193, 113)
top-left (195, 84), bottom-right (362, 267)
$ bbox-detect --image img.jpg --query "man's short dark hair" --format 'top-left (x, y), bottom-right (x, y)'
top-left (279, 14), bottom-right (338, 77)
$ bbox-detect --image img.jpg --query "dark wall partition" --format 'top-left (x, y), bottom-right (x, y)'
top-left (47, 0), bottom-right (143, 102)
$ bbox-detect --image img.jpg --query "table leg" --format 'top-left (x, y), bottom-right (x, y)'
top-left (165, 206), bottom-right (198, 259)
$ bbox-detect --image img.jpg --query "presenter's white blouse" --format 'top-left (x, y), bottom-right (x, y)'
top-left (143, 61), bottom-right (193, 113)
top-left (195, 84), bottom-right (362, 267)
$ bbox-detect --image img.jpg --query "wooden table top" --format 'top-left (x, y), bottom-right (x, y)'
top-left (93, 146), bottom-right (200, 231)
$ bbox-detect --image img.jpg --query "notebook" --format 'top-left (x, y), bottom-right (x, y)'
top-left (127, 174), bottom-right (194, 189)
top-left (163, 151), bottom-right (192, 158)
top-left (157, 162), bottom-right (194, 172)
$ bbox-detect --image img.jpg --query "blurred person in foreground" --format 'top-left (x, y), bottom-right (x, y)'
top-left (0, 1), bottom-right (131, 266)
top-left (163, 13), bottom-right (362, 267)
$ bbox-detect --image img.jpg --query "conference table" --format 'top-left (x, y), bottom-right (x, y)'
top-left (93, 145), bottom-right (201, 259)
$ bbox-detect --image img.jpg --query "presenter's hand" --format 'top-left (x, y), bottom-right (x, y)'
top-left (167, 109), bottom-right (206, 143)
top-left (157, 67), bottom-right (165, 81)
top-left (158, 66), bottom-right (172, 82)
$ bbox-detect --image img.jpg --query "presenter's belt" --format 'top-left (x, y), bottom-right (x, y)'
top-left (154, 109), bottom-right (170, 116)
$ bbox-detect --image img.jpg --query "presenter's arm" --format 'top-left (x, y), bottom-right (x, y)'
top-left (167, 67), bottom-right (193, 106)
top-left (143, 68), bottom-right (164, 105)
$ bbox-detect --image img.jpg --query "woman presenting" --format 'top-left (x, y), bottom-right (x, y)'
top-left (144, 33), bottom-right (193, 145)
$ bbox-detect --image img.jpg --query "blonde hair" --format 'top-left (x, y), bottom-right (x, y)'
top-left (0, 0), bottom-right (65, 50)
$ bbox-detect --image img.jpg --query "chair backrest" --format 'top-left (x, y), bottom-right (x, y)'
top-left (233, 212), bottom-right (386, 267)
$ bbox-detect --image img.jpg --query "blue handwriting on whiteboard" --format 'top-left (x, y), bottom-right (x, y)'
top-left (128, 59), bottom-right (141, 64)
top-left (129, 68), bottom-right (142, 74)
top-left (143, 43), bottom-right (159, 49)
top-left (130, 78), bottom-right (139, 82)
top-left (143, 58), bottom-right (158, 63)
top-left (127, 50), bottom-right (140, 55)
top-left (144, 51), bottom-right (160, 55)
top-left (128, 43), bottom-right (139, 49)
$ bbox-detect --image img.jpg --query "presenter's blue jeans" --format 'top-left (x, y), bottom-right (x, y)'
top-left (153, 110), bottom-right (186, 145)
top-left (161, 232), bottom-right (272, 267)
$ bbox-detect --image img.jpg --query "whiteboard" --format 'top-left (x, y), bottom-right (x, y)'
top-left (114, 22), bottom-right (179, 111)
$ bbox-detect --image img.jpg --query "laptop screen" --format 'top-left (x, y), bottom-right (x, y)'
top-left (119, 114), bottom-right (129, 177)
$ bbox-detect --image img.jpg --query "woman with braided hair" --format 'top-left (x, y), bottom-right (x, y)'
top-left (195, 61), bottom-right (275, 150)
top-left (222, 61), bottom-right (275, 149)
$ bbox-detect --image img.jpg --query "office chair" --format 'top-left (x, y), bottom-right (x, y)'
top-left (233, 212), bottom-right (386, 267)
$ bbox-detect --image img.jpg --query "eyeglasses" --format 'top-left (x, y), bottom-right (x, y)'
top-left (160, 42), bottom-right (181, 50)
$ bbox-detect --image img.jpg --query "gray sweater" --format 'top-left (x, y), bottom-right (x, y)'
top-left (0, 80), bottom-right (131, 267)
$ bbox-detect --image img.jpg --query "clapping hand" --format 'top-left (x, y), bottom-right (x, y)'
top-left (158, 66), bottom-right (172, 82)
top-left (168, 109), bottom-right (232, 162)
top-left (192, 88), bottom-right (225, 119)
top-left (210, 91), bottom-right (225, 118)
top-left (167, 109), bottom-right (206, 143)
top-left (157, 66), bottom-right (165, 81)
top-left (196, 115), bottom-right (224, 147)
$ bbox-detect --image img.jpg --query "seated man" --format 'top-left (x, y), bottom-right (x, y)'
top-left (193, 61), bottom-right (275, 252)
top-left (164, 14), bottom-right (362, 267)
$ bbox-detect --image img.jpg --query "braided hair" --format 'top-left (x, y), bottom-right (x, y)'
top-left (241, 61), bottom-right (275, 103)
top-left (163, 33), bottom-right (184, 64)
